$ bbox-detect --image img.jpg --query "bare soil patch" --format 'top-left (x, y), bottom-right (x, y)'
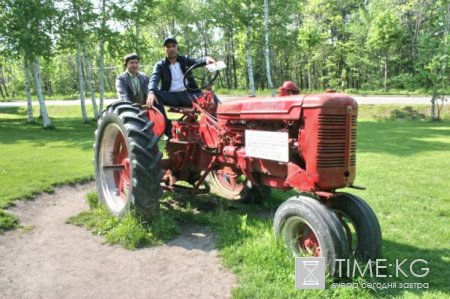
top-left (0, 182), bottom-right (235, 298)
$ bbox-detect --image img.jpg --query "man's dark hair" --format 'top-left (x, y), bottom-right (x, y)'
top-left (123, 53), bottom-right (140, 67)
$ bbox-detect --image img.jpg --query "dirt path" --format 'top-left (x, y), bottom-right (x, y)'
top-left (0, 183), bottom-right (236, 298)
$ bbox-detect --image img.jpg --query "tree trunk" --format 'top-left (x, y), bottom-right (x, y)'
top-left (82, 43), bottom-right (99, 118)
top-left (98, 0), bottom-right (106, 112)
top-left (230, 30), bottom-right (238, 89)
top-left (246, 24), bottom-right (256, 97)
top-left (135, 5), bottom-right (141, 55)
top-left (31, 56), bottom-right (52, 128)
top-left (98, 41), bottom-right (106, 112)
top-left (384, 52), bottom-right (388, 92)
top-left (0, 67), bottom-right (9, 97)
top-left (76, 43), bottom-right (88, 123)
top-left (431, 94), bottom-right (438, 121)
top-left (0, 81), bottom-right (5, 98)
top-left (24, 56), bottom-right (34, 123)
top-left (307, 60), bottom-right (312, 90)
top-left (263, 0), bottom-right (275, 96)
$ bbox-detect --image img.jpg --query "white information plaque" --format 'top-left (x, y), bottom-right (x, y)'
top-left (245, 130), bottom-right (289, 162)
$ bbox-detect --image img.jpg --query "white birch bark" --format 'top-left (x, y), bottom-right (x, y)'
top-left (384, 53), bottom-right (388, 92)
top-left (24, 56), bottom-right (34, 123)
top-left (76, 42), bottom-right (88, 123)
top-left (98, 0), bottom-right (106, 112)
top-left (31, 56), bottom-right (52, 128)
top-left (246, 24), bottom-right (256, 97)
top-left (82, 43), bottom-right (99, 118)
top-left (263, 0), bottom-right (275, 96)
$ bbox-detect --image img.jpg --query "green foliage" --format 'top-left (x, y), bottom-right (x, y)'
top-left (0, 0), bottom-right (449, 100)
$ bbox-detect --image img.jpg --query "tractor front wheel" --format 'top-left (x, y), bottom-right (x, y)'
top-left (330, 193), bottom-right (382, 261)
top-left (274, 195), bottom-right (349, 276)
top-left (94, 101), bottom-right (163, 218)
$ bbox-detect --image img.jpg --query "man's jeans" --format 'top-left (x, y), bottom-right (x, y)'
top-left (153, 90), bottom-right (220, 138)
top-left (155, 90), bottom-right (202, 107)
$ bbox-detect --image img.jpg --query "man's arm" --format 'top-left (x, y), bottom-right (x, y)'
top-left (184, 55), bottom-right (216, 68)
top-left (148, 62), bottom-right (162, 93)
top-left (146, 63), bottom-right (162, 107)
top-left (116, 74), bottom-right (130, 102)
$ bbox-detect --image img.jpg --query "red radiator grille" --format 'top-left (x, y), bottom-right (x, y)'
top-left (317, 114), bottom-right (356, 168)
top-left (351, 115), bottom-right (357, 166)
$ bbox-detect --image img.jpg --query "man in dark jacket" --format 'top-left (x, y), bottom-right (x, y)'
top-left (146, 37), bottom-right (216, 109)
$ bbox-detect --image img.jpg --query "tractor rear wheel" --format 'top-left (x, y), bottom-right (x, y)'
top-left (274, 195), bottom-right (349, 276)
top-left (330, 193), bottom-right (382, 261)
top-left (208, 168), bottom-right (271, 203)
top-left (94, 101), bottom-right (163, 218)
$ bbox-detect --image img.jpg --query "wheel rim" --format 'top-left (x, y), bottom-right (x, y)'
top-left (99, 123), bottom-right (131, 213)
top-left (214, 169), bottom-right (245, 192)
top-left (283, 216), bottom-right (321, 256)
top-left (335, 211), bottom-right (357, 256)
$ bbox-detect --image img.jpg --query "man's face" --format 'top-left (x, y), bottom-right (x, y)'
top-left (126, 59), bottom-right (140, 74)
top-left (164, 42), bottom-right (178, 59)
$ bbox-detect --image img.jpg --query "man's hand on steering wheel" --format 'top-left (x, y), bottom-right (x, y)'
top-left (183, 58), bottom-right (220, 91)
top-left (205, 56), bottom-right (216, 65)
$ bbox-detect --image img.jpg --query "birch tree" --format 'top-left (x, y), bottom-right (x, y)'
top-left (32, 57), bottom-right (52, 128)
top-left (83, 43), bottom-right (99, 119)
top-left (0, 0), bottom-right (53, 128)
top-left (98, 0), bottom-right (106, 112)
top-left (263, 0), bottom-right (275, 96)
top-left (242, 0), bottom-right (257, 96)
top-left (24, 57), bottom-right (34, 123)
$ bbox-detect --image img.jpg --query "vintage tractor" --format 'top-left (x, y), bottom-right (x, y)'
top-left (94, 62), bottom-right (381, 276)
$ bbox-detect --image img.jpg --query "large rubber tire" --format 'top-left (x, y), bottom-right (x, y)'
top-left (330, 193), bottom-right (382, 261)
top-left (94, 101), bottom-right (163, 219)
top-left (208, 169), bottom-right (271, 203)
top-left (274, 195), bottom-right (349, 276)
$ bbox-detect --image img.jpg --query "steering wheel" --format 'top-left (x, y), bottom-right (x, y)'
top-left (183, 61), bottom-right (219, 92)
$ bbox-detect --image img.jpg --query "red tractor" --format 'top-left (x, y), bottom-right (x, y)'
top-left (94, 63), bottom-right (381, 276)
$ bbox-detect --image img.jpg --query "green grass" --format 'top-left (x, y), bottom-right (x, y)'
top-left (0, 104), bottom-right (449, 297)
top-left (67, 193), bottom-right (179, 249)
top-left (0, 105), bottom-right (98, 231)
top-left (0, 91), bottom-right (117, 102)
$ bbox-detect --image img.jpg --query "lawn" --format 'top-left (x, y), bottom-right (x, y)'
top-left (0, 103), bottom-right (449, 298)
top-left (0, 106), bottom-right (97, 211)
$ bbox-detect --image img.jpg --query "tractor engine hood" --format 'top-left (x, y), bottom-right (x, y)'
top-left (216, 93), bottom-right (356, 120)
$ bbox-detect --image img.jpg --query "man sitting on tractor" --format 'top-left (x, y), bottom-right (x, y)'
top-left (146, 37), bottom-right (216, 138)
top-left (116, 53), bottom-right (172, 137)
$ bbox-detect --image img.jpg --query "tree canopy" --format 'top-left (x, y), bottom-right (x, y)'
top-left (0, 0), bottom-right (449, 100)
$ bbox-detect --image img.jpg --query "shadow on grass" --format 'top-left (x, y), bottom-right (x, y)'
top-left (66, 187), bottom-right (449, 297)
top-left (165, 190), bottom-right (449, 297)
top-left (380, 239), bottom-right (450, 295)
top-left (0, 107), bottom-right (23, 114)
top-left (357, 120), bottom-right (450, 156)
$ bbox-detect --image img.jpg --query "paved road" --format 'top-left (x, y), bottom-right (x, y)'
top-left (0, 95), bottom-right (446, 108)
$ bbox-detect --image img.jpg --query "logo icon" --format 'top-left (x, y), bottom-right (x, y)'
top-left (295, 257), bottom-right (325, 289)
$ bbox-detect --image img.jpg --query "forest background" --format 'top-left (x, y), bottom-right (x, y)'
top-left (0, 0), bottom-right (449, 121)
